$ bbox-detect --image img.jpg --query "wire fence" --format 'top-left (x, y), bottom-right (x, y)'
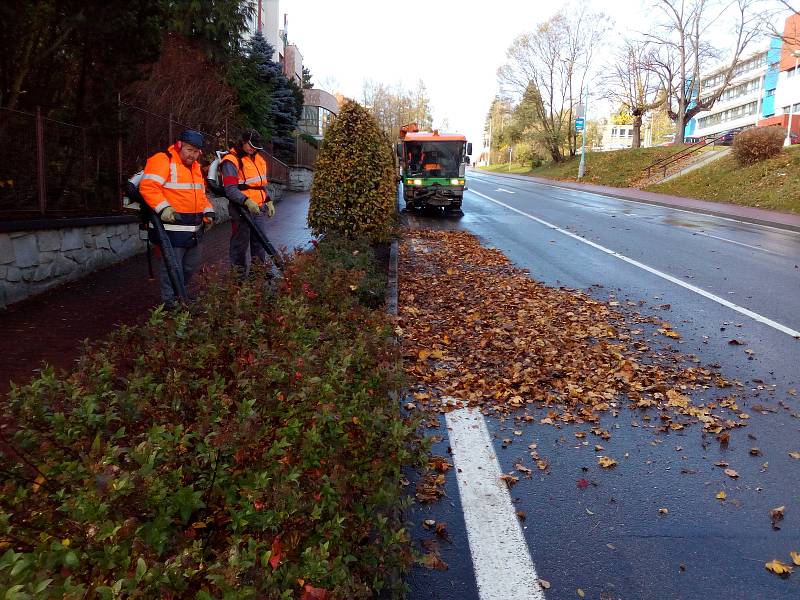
top-left (0, 102), bottom-right (295, 220)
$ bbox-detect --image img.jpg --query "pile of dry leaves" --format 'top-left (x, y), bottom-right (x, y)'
top-left (399, 229), bottom-right (745, 435)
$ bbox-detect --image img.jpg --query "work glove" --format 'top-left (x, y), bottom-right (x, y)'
top-left (265, 200), bottom-right (275, 218)
top-left (244, 198), bottom-right (260, 215)
top-left (160, 206), bottom-right (177, 223)
top-left (203, 216), bottom-right (214, 232)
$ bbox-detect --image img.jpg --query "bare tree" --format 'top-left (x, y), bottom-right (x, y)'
top-left (497, 1), bottom-right (610, 162)
top-left (361, 79), bottom-right (433, 138)
top-left (764, 1), bottom-right (799, 45)
top-left (647, 0), bottom-right (766, 144)
top-left (603, 40), bottom-right (664, 148)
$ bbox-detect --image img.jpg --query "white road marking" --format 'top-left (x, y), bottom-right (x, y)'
top-left (470, 173), bottom-right (800, 236)
top-left (693, 231), bottom-right (784, 256)
top-left (494, 188), bottom-right (516, 193)
top-left (445, 408), bottom-right (545, 600)
top-left (469, 189), bottom-right (800, 339)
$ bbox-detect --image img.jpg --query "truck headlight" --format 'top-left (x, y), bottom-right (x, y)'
top-left (413, 179), bottom-right (422, 186)
top-left (450, 178), bottom-right (465, 185)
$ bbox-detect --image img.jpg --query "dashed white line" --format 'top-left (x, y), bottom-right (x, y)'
top-left (445, 408), bottom-right (545, 600)
top-left (693, 231), bottom-right (784, 255)
top-left (469, 189), bottom-right (800, 339)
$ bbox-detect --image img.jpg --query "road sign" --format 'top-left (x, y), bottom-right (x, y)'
top-left (575, 117), bottom-right (585, 131)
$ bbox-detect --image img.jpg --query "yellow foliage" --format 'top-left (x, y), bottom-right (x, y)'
top-left (308, 100), bottom-right (398, 242)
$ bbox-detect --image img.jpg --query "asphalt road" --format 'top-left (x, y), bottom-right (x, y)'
top-left (404, 171), bottom-right (800, 600)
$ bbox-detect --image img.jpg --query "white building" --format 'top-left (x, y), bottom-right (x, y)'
top-left (686, 13), bottom-right (800, 140)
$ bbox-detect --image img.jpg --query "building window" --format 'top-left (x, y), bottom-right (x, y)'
top-left (697, 100), bottom-right (758, 129)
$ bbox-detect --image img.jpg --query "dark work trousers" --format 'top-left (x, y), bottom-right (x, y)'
top-left (230, 202), bottom-right (270, 277)
top-left (157, 243), bottom-right (202, 304)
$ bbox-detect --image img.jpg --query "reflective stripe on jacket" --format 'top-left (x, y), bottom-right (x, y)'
top-left (140, 145), bottom-right (213, 247)
top-left (221, 150), bottom-right (269, 206)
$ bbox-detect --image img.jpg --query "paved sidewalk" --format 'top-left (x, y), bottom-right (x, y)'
top-left (0, 193), bottom-right (313, 395)
top-left (476, 170), bottom-right (800, 232)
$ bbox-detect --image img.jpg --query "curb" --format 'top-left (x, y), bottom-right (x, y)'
top-left (386, 239), bottom-right (399, 317)
top-left (474, 170), bottom-right (800, 234)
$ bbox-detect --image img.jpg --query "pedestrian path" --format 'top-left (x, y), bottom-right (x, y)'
top-left (0, 193), bottom-right (313, 395)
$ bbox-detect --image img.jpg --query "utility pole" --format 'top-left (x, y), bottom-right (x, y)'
top-left (578, 85), bottom-right (588, 179)
top-left (487, 111), bottom-right (493, 167)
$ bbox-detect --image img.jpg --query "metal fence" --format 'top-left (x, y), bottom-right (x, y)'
top-left (0, 103), bottom-right (290, 220)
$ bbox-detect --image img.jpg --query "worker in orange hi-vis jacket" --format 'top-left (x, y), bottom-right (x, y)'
top-left (220, 129), bottom-right (274, 277)
top-left (139, 129), bottom-right (215, 306)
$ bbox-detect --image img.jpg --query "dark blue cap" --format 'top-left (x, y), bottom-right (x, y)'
top-left (178, 129), bottom-right (205, 149)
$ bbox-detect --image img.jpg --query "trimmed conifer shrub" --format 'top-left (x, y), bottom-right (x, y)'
top-left (732, 126), bottom-right (785, 166)
top-left (308, 101), bottom-right (398, 242)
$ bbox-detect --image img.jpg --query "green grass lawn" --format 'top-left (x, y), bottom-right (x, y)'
top-left (478, 145), bottom-right (696, 187)
top-left (647, 147), bottom-right (800, 214)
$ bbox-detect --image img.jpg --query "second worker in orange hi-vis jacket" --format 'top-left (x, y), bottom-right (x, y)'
top-left (221, 128), bottom-right (274, 277)
top-left (139, 129), bottom-right (215, 306)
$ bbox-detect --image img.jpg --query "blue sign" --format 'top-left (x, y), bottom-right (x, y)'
top-left (575, 117), bottom-right (585, 131)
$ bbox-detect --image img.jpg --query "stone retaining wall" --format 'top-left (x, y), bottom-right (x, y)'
top-left (0, 195), bottom-right (237, 308)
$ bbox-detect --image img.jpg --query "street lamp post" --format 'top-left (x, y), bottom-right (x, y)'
top-left (784, 49), bottom-right (800, 147)
top-left (508, 146), bottom-right (513, 172)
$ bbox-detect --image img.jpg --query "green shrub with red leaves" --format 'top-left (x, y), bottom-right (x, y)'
top-left (0, 236), bottom-right (424, 599)
top-left (732, 125), bottom-right (786, 166)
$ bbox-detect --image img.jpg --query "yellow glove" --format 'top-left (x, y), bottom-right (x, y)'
top-left (265, 200), bottom-right (275, 218)
top-left (244, 198), bottom-right (260, 215)
top-left (160, 206), bottom-right (177, 223)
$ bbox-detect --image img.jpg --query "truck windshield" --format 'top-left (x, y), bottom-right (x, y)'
top-left (404, 141), bottom-right (464, 177)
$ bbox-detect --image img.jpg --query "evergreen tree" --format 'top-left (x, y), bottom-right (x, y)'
top-left (302, 67), bottom-right (314, 89)
top-left (241, 32), bottom-right (302, 160)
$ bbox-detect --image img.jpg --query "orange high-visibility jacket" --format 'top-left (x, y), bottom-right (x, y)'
top-left (140, 145), bottom-right (213, 246)
top-left (221, 150), bottom-right (270, 206)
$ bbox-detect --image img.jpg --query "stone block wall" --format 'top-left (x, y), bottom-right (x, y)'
top-left (0, 191), bottom-right (289, 309)
top-left (289, 167), bottom-right (314, 192)
top-left (0, 223), bottom-right (145, 308)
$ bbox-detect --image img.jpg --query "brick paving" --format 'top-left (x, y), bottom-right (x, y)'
top-left (0, 193), bottom-right (314, 395)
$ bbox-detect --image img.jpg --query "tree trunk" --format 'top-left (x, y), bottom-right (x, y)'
top-left (631, 114), bottom-right (642, 148)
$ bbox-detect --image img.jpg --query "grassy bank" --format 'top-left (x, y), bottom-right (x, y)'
top-left (648, 146), bottom-right (800, 214)
top-left (479, 145), bottom-right (695, 187)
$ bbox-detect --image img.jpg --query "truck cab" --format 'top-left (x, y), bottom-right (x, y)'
top-left (397, 128), bottom-right (472, 212)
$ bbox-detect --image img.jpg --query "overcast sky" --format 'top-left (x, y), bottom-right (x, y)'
top-left (282, 0), bottom-right (780, 153)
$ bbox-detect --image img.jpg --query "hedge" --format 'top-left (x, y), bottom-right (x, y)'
top-left (0, 236), bottom-right (424, 599)
top-left (308, 101), bottom-right (398, 243)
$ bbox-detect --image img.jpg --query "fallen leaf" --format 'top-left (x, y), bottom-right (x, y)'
top-left (659, 508), bottom-right (669, 515)
top-left (728, 339), bottom-right (745, 345)
top-left (499, 474), bottom-right (519, 487)
top-left (515, 463), bottom-right (532, 475)
top-left (716, 491), bottom-right (727, 501)
top-left (765, 559), bottom-right (792, 577)
top-left (724, 469), bottom-right (739, 479)
top-left (539, 579), bottom-right (551, 589)
top-left (771, 506), bottom-right (785, 530)
top-left (791, 551), bottom-right (800, 567)
top-left (598, 456), bottom-right (617, 469)
top-left (789, 451), bottom-right (800, 460)
top-left (577, 478), bottom-right (590, 489)
top-left (577, 588), bottom-right (585, 598)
